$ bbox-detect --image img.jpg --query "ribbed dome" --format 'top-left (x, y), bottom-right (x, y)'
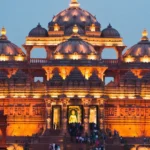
top-left (0, 28), bottom-right (25, 56)
top-left (29, 23), bottom-right (48, 37)
top-left (54, 35), bottom-right (96, 54)
top-left (124, 30), bottom-right (150, 57)
top-left (101, 24), bottom-right (120, 38)
top-left (48, 0), bottom-right (100, 35)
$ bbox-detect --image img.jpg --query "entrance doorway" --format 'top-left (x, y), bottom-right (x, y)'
top-left (89, 106), bottom-right (98, 124)
top-left (52, 106), bottom-right (61, 130)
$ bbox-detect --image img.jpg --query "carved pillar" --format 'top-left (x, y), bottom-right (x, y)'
top-left (97, 46), bottom-right (105, 59)
top-left (115, 46), bottom-right (126, 62)
top-left (114, 70), bottom-right (120, 85)
top-left (45, 99), bottom-right (53, 129)
top-left (43, 67), bottom-right (55, 81)
top-left (82, 98), bottom-right (92, 133)
top-left (61, 98), bottom-right (70, 134)
top-left (45, 46), bottom-right (53, 60)
top-left (95, 67), bottom-right (108, 81)
top-left (97, 98), bottom-right (105, 130)
top-left (23, 46), bottom-right (33, 62)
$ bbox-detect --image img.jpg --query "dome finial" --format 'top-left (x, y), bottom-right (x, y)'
top-left (70, 0), bottom-right (80, 7)
top-left (141, 29), bottom-right (149, 41)
top-left (73, 24), bottom-right (79, 34)
top-left (0, 27), bottom-right (7, 40)
top-left (1, 27), bottom-right (6, 36)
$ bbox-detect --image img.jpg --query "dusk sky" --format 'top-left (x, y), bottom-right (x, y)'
top-left (0, 0), bottom-right (150, 58)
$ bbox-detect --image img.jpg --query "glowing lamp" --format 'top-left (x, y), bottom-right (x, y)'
top-left (88, 53), bottom-right (96, 60)
top-left (54, 23), bottom-right (60, 31)
top-left (15, 54), bottom-right (24, 61)
top-left (73, 25), bottom-right (79, 34)
top-left (54, 53), bottom-right (64, 59)
top-left (90, 24), bottom-right (96, 32)
top-left (140, 55), bottom-right (150, 63)
top-left (80, 16), bottom-right (86, 22)
top-left (70, 52), bottom-right (79, 60)
top-left (0, 54), bottom-right (9, 61)
top-left (124, 55), bottom-right (134, 63)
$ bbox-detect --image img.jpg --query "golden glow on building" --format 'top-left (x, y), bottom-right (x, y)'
top-left (72, 24), bottom-right (79, 34)
top-left (140, 55), bottom-right (150, 63)
top-left (14, 54), bottom-right (25, 61)
top-left (54, 23), bottom-right (60, 31)
top-left (69, 53), bottom-right (80, 60)
top-left (54, 53), bottom-right (64, 60)
top-left (1, 27), bottom-right (6, 36)
top-left (0, 55), bottom-right (9, 61)
top-left (90, 24), bottom-right (96, 32)
top-left (124, 55), bottom-right (135, 63)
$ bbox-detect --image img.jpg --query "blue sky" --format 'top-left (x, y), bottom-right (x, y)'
top-left (0, 0), bottom-right (150, 58)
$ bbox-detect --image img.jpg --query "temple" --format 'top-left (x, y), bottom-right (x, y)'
top-left (0, 0), bottom-right (150, 140)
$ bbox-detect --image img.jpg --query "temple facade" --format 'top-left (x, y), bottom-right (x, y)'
top-left (0, 0), bottom-right (150, 137)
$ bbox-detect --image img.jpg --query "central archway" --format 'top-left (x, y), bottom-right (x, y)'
top-left (102, 48), bottom-right (117, 59)
top-left (31, 48), bottom-right (47, 58)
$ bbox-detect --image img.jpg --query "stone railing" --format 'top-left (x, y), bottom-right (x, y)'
top-left (30, 58), bottom-right (48, 64)
top-left (102, 59), bottom-right (119, 64)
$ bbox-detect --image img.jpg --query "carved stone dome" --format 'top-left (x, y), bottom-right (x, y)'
top-left (48, 0), bottom-right (100, 35)
top-left (0, 28), bottom-right (25, 56)
top-left (54, 35), bottom-right (97, 55)
top-left (29, 23), bottom-right (48, 37)
top-left (124, 30), bottom-right (150, 57)
top-left (101, 24), bottom-right (120, 38)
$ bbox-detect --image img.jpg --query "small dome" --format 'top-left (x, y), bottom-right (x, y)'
top-left (29, 23), bottom-right (48, 37)
top-left (0, 28), bottom-right (25, 56)
top-left (48, 0), bottom-right (100, 35)
top-left (54, 35), bottom-right (96, 55)
top-left (101, 24), bottom-right (120, 38)
top-left (124, 29), bottom-right (150, 57)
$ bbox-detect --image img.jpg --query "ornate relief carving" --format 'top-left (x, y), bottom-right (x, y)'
top-left (82, 98), bottom-right (92, 106)
top-left (106, 105), bottom-right (150, 117)
top-left (43, 67), bottom-right (55, 81)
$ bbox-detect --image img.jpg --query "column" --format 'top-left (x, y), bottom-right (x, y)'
top-left (82, 98), bottom-right (92, 134)
top-left (23, 46), bottom-right (33, 62)
top-left (61, 98), bottom-right (70, 134)
top-left (115, 46), bottom-right (126, 62)
top-left (114, 70), bottom-right (120, 85)
top-left (84, 105), bottom-right (90, 134)
top-left (45, 46), bottom-right (53, 60)
top-left (97, 98), bottom-right (105, 130)
top-left (97, 46), bottom-right (105, 59)
top-left (45, 99), bottom-right (52, 129)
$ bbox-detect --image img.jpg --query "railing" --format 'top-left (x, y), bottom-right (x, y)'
top-left (102, 59), bottom-right (119, 64)
top-left (30, 58), bottom-right (48, 64)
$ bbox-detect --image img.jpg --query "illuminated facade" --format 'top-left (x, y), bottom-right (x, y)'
top-left (0, 0), bottom-right (150, 137)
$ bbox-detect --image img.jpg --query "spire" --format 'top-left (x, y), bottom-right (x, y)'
top-left (70, 0), bottom-right (80, 7)
top-left (141, 29), bottom-right (149, 41)
top-left (108, 23), bottom-right (112, 28)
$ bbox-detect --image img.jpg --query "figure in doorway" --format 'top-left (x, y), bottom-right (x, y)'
top-left (69, 110), bottom-right (78, 123)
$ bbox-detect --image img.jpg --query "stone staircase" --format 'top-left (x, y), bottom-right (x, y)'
top-left (8, 133), bottom-right (149, 150)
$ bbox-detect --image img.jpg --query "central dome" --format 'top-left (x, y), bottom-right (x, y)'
top-left (48, 0), bottom-right (100, 35)
top-left (54, 36), bottom-right (96, 55)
